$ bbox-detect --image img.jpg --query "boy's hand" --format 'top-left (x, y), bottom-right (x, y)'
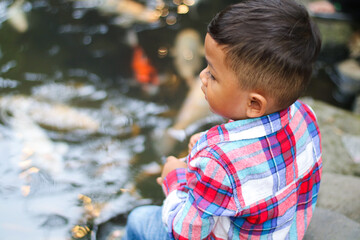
top-left (188, 132), bottom-right (202, 153)
top-left (156, 156), bottom-right (187, 185)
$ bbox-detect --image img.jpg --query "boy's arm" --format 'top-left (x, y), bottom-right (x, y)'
top-left (156, 156), bottom-right (187, 186)
top-left (160, 155), bottom-right (236, 239)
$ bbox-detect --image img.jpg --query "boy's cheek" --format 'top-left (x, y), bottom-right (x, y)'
top-left (201, 85), bottom-right (207, 99)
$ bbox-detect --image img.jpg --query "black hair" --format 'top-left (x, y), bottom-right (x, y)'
top-left (208, 0), bottom-right (321, 108)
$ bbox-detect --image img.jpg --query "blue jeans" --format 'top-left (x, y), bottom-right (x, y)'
top-left (123, 205), bottom-right (170, 240)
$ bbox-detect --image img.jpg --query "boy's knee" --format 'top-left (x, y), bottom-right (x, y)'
top-left (127, 205), bottom-right (161, 227)
top-left (127, 206), bottom-right (147, 226)
top-left (125, 205), bottom-right (163, 239)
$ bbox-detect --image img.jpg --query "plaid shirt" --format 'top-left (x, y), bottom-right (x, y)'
top-left (161, 100), bottom-right (322, 240)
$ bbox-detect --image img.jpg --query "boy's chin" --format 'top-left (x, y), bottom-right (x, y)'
top-left (209, 108), bottom-right (225, 119)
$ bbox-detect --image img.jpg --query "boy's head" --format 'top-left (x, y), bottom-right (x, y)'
top-left (203, 0), bottom-right (321, 115)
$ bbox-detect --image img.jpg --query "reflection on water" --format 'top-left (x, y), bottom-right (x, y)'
top-left (0, 0), bottom-right (349, 239)
top-left (0, 0), bottom-right (237, 238)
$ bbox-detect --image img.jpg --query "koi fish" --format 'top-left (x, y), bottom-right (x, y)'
top-left (152, 29), bottom-right (218, 155)
top-left (131, 45), bottom-right (159, 85)
top-left (172, 28), bottom-right (204, 87)
top-left (7, 0), bottom-right (28, 33)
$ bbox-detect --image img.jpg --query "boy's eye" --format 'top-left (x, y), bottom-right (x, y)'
top-left (206, 71), bottom-right (216, 80)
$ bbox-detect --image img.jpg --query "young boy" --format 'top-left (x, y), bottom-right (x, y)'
top-left (124, 0), bottom-right (322, 239)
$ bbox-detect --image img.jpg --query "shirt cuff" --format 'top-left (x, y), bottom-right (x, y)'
top-left (162, 168), bottom-right (187, 196)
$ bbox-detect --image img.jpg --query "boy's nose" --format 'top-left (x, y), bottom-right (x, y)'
top-left (199, 68), bottom-right (208, 87)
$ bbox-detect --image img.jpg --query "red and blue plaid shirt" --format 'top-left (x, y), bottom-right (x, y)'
top-left (161, 100), bottom-right (322, 240)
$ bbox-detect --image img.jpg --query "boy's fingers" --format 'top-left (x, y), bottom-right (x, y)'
top-left (156, 177), bottom-right (163, 185)
top-left (166, 156), bottom-right (177, 162)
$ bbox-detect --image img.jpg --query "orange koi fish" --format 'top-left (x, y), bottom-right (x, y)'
top-left (131, 46), bottom-right (159, 85)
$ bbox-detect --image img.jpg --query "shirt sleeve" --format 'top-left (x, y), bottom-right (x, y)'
top-left (161, 156), bottom-right (235, 240)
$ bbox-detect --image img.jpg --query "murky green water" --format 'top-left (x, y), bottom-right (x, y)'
top-left (0, 0), bottom-right (352, 239)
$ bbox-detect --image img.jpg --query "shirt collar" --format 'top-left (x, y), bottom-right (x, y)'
top-left (191, 102), bottom-right (296, 158)
top-left (221, 102), bottom-right (293, 141)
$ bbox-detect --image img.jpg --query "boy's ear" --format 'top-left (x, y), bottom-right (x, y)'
top-left (246, 93), bottom-right (267, 118)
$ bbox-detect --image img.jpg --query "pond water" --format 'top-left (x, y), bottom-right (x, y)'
top-left (0, 0), bottom-right (350, 239)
